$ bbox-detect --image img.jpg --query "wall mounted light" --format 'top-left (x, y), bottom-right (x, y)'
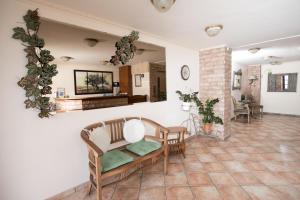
top-left (205, 25), bottom-right (223, 37)
top-left (248, 75), bottom-right (257, 85)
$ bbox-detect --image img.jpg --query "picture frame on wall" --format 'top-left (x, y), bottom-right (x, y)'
top-left (56, 88), bottom-right (65, 98)
top-left (74, 70), bottom-right (113, 95)
top-left (135, 74), bottom-right (142, 87)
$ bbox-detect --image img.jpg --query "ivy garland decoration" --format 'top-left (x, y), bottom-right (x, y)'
top-left (110, 31), bottom-right (139, 65)
top-left (12, 9), bottom-right (58, 118)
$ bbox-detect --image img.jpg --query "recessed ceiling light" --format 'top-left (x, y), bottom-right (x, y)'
top-left (205, 25), bottom-right (223, 37)
top-left (248, 48), bottom-right (261, 54)
top-left (60, 56), bottom-right (74, 62)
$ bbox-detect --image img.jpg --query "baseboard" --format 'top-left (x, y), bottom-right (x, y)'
top-left (263, 112), bottom-right (300, 118)
top-left (46, 181), bottom-right (89, 200)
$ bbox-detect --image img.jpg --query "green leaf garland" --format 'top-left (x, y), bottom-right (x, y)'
top-left (13, 9), bottom-right (58, 118)
top-left (110, 31), bottom-right (139, 65)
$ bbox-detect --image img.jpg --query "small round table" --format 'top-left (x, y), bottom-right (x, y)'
top-left (164, 126), bottom-right (187, 158)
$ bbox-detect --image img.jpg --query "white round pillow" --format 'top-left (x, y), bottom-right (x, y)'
top-left (123, 119), bottom-right (145, 143)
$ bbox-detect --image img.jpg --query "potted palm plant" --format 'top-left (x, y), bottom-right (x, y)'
top-left (194, 98), bottom-right (223, 134)
top-left (176, 91), bottom-right (198, 111)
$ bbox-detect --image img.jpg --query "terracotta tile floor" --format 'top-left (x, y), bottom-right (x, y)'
top-left (61, 115), bottom-right (300, 200)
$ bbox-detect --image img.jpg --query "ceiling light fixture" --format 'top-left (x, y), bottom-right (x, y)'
top-left (270, 61), bottom-right (282, 65)
top-left (136, 48), bottom-right (145, 55)
top-left (60, 56), bottom-right (74, 62)
top-left (151, 0), bottom-right (176, 12)
top-left (84, 38), bottom-right (99, 47)
top-left (101, 60), bottom-right (113, 66)
top-left (248, 48), bottom-right (261, 54)
top-left (205, 25), bottom-right (223, 37)
top-left (264, 56), bottom-right (281, 61)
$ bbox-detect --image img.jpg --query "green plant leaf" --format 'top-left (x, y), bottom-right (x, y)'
top-left (110, 31), bottom-right (139, 65)
top-left (13, 9), bottom-right (58, 118)
top-left (12, 27), bottom-right (29, 42)
top-left (28, 34), bottom-right (44, 48)
top-left (23, 9), bottom-right (40, 31)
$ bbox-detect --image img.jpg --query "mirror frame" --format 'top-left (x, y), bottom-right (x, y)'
top-left (232, 70), bottom-right (242, 90)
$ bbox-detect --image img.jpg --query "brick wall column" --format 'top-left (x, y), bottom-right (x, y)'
top-left (241, 65), bottom-right (261, 104)
top-left (199, 47), bottom-right (232, 140)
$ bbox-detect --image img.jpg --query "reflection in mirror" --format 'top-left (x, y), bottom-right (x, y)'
top-left (38, 19), bottom-right (166, 112)
top-left (268, 73), bottom-right (297, 92)
top-left (232, 70), bottom-right (242, 90)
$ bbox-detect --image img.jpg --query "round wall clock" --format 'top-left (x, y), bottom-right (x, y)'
top-left (181, 65), bottom-right (190, 80)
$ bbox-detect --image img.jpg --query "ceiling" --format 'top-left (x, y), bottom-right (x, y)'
top-left (233, 36), bottom-right (300, 66)
top-left (42, 0), bottom-right (300, 50)
top-left (39, 19), bottom-right (165, 66)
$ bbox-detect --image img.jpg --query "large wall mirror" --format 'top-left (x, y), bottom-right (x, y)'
top-left (39, 19), bottom-right (166, 112)
top-left (232, 69), bottom-right (242, 90)
top-left (268, 73), bottom-right (297, 92)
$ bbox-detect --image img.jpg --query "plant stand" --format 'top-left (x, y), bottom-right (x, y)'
top-left (197, 129), bottom-right (222, 140)
top-left (191, 113), bottom-right (223, 140)
top-left (180, 109), bottom-right (197, 135)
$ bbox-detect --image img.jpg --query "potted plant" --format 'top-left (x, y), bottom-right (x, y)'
top-left (194, 98), bottom-right (223, 134)
top-left (176, 90), bottom-right (198, 111)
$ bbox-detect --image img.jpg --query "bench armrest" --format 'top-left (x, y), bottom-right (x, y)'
top-left (81, 130), bottom-right (104, 157)
top-left (144, 135), bottom-right (164, 143)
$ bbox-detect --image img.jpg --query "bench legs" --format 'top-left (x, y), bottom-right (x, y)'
top-left (88, 183), bottom-right (92, 196)
top-left (164, 146), bottom-right (169, 175)
top-left (95, 157), bottom-right (102, 200)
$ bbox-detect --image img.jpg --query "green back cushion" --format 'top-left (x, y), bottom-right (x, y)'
top-left (126, 140), bottom-right (161, 156)
top-left (101, 149), bottom-right (134, 172)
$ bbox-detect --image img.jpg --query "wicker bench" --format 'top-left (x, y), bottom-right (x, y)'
top-left (81, 117), bottom-right (169, 200)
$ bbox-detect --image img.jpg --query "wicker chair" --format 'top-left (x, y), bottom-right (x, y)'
top-left (81, 117), bottom-right (169, 200)
top-left (232, 96), bottom-right (251, 123)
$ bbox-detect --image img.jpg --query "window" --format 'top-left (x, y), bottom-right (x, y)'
top-left (283, 75), bottom-right (289, 90)
top-left (268, 73), bottom-right (297, 92)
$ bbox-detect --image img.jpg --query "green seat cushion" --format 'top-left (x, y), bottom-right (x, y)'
top-left (126, 139), bottom-right (162, 156)
top-left (101, 150), bottom-right (134, 172)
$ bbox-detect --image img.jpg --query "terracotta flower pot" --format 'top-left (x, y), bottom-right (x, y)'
top-left (202, 123), bottom-right (213, 134)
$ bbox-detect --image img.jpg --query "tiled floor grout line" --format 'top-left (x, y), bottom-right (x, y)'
top-left (57, 115), bottom-right (300, 200)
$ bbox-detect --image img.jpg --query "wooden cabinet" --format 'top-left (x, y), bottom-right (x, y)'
top-left (119, 65), bottom-right (132, 96)
top-left (149, 63), bottom-right (166, 102)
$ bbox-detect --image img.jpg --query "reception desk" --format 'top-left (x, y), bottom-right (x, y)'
top-left (55, 95), bottom-right (148, 112)
top-left (55, 95), bottom-right (129, 112)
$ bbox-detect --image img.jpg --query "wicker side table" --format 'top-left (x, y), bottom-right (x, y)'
top-left (164, 126), bottom-right (187, 158)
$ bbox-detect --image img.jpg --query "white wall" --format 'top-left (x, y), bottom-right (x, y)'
top-left (261, 60), bottom-right (300, 115)
top-left (0, 1), bottom-right (199, 199)
top-left (52, 62), bottom-right (119, 98)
